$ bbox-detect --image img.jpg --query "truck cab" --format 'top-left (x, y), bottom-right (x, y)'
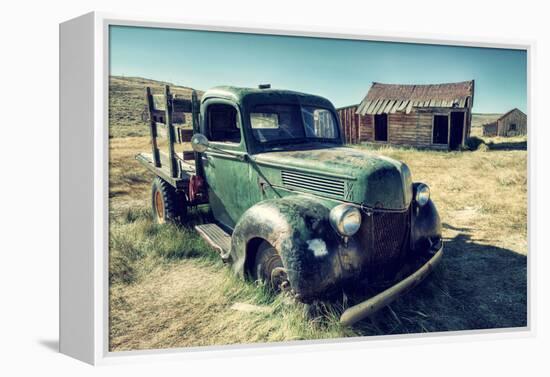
top-left (198, 86), bottom-right (345, 230)
top-left (137, 84), bottom-right (443, 326)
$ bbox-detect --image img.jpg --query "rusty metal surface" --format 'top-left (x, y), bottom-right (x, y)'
top-left (340, 246), bottom-right (443, 327)
top-left (356, 81), bottom-right (474, 115)
top-left (230, 195), bottom-right (362, 302)
top-left (254, 146), bottom-right (412, 210)
top-left (357, 208), bottom-right (410, 275)
top-left (228, 194), bottom-right (441, 303)
top-left (281, 170), bottom-right (346, 200)
top-left (195, 223), bottom-right (232, 260)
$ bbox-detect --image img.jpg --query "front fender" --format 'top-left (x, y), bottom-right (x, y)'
top-left (410, 198), bottom-right (442, 252)
top-left (230, 195), bottom-right (355, 301)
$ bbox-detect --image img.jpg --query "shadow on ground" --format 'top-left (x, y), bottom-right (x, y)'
top-left (38, 339), bottom-right (59, 353)
top-left (350, 223), bottom-right (527, 335)
top-left (488, 140), bottom-right (527, 151)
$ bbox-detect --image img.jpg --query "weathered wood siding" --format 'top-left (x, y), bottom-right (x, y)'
top-left (386, 112), bottom-right (433, 147)
top-left (360, 112), bottom-right (438, 148)
top-left (339, 106), bottom-right (471, 149)
top-left (337, 106), bottom-right (363, 144)
top-left (483, 123), bottom-right (498, 137)
top-left (497, 109), bottom-right (527, 136)
top-left (359, 113), bottom-right (373, 141)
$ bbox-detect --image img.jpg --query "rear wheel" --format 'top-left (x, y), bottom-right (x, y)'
top-left (151, 177), bottom-right (187, 224)
top-left (253, 241), bottom-right (290, 292)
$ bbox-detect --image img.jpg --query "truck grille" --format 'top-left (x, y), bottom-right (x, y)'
top-left (281, 170), bottom-right (345, 199)
top-left (357, 208), bottom-right (410, 274)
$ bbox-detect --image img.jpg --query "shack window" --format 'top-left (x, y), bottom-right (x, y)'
top-left (207, 104), bottom-right (240, 144)
top-left (509, 123), bottom-right (517, 131)
top-left (374, 114), bottom-right (388, 142)
top-left (432, 115), bottom-right (449, 144)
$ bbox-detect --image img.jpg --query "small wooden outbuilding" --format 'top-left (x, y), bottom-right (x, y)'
top-left (337, 80), bottom-right (475, 150)
top-left (482, 108), bottom-right (527, 137)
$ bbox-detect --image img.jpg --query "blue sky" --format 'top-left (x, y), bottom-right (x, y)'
top-left (110, 26), bottom-right (527, 114)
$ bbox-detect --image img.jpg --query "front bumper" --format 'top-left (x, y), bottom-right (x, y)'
top-left (339, 243), bottom-right (443, 326)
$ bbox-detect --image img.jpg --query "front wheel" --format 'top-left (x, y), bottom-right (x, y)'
top-left (253, 241), bottom-right (290, 292)
top-left (151, 177), bottom-right (187, 224)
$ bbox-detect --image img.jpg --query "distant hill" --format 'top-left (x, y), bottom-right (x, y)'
top-left (471, 113), bottom-right (502, 128)
top-left (109, 76), bottom-right (204, 138)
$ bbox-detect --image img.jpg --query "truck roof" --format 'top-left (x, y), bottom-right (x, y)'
top-left (202, 86), bottom-right (335, 109)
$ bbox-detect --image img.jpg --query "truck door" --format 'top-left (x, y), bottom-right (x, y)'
top-left (201, 100), bottom-right (252, 230)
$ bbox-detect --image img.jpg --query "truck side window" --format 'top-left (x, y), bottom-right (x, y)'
top-left (207, 104), bottom-right (241, 144)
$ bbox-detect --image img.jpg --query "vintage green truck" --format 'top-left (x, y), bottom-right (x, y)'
top-left (136, 84), bottom-right (443, 326)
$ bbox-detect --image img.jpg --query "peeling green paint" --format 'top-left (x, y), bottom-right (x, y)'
top-left (254, 146), bottom-right (412, 209)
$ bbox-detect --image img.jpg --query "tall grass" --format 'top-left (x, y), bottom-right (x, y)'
top-left (109, 206), bottom-right (359, 350)
top-left (109, 207), bottom-right (218, 285)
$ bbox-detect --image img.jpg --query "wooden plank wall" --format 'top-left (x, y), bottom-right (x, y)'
top-left (388, 113), bottom-right (432, 147)
top-left (338, 106), bottom-right (431, 146)
top-left (337, 107), bottom-right (354, 143)
top-left (497, 110), bottom-right (527, 136)
top-left (339, 105), bottom-right (472, 148)
top-left (337, 106), bottom-right (369, 144)
top-left (483, 123), bottom-right (498, 137)
top-left (359, 114), bottom-right (373, 141)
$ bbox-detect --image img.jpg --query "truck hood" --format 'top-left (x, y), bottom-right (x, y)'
top-left (254, 146), bottom-right (413, 209)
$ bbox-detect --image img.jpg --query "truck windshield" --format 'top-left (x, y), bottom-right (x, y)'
top-left (250, 104), bottom-right (339, 144)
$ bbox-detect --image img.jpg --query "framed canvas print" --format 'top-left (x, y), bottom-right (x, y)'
top-left (60, 12), bottom-right (531, 365)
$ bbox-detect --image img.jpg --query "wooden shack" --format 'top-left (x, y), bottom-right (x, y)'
top-left (337, 104), bottom-right (362, 144)
top-left (338, 80), bottom-right (474, 150)
top-left (482, 108), bottom-right (527, 137)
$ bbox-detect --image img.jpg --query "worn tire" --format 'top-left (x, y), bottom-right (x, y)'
top-left (151, 177), bottom-right (187, 224)
top-left (253, 241), bottom-right (286, 291)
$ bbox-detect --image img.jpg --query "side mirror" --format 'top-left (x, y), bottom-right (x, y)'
top-left (191, 133), bottom-right (209, 153)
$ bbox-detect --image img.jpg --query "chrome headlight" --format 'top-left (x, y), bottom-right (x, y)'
top-left (415, 183), bottom-right (430, 206)
top-left (329, 204), bottom-right (362, 237)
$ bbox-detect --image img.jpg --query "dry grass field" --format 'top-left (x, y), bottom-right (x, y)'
top-left (108, 76), bottom-right (527, 352)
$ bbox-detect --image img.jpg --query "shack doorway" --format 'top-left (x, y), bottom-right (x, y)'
top-left (449, 112), bottom-right (465, 150)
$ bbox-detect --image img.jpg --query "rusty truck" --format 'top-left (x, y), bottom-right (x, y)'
top-left (136, 84), bottom-right (443, 326)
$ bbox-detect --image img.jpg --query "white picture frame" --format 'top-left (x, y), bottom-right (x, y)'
top-left (59, 11), bottom-right (534, 365)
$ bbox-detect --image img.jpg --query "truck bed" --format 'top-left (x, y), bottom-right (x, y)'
top-left (136, 152), bottom-right (195, 190)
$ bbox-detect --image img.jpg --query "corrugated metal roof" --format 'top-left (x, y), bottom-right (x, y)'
top-left (356, 80), bottom-right (474, 115)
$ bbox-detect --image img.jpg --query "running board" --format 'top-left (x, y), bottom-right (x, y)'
top-left (195, 223), bottom-right (232, 259)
